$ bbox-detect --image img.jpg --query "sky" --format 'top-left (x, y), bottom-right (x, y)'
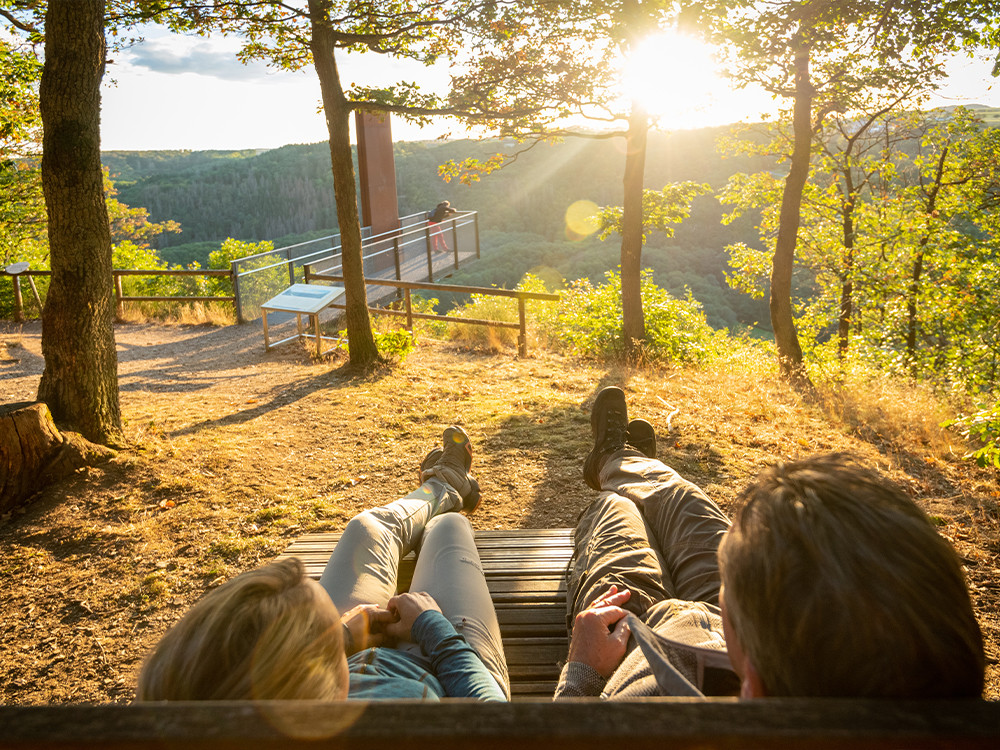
top-left (99, 25), bottom-right (1000, 152)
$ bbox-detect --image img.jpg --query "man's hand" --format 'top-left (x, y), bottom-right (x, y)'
top-left (567, 585), bottom-right (632, 678)
top-left (340, 603), bottom-right (396, 655)
top-left (385, 591), bottom-right (442, 642)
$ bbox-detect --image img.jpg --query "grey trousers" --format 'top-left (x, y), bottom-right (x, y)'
top-left (318, 478), bottom-right (510, 697)
top-left (568, 452), bottom-right (731, 623)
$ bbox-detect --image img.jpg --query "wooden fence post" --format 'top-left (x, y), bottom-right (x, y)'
top-left (11, 275), bottom-right (24, 322)
top-left (114, 273), bottom-right (124, 319)
top-left (451, 219), bottom-right (459, 268)
top-left (231, 262), bottom-right (245, 324)
top-left (405, 288), bottom-right (413, 332)
top-left (518, 297), bottom-right (527, 357)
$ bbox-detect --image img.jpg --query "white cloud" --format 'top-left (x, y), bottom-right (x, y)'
top-left (128, 40), bottom-right (273, 82)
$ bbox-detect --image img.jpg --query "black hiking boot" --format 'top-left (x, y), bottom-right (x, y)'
top-left (583, 387), bottom-right (631, 491)
top-left (627, 419), bottom-right (656, 459)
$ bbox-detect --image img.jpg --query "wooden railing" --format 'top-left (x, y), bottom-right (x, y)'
top-left (3, 268), bottom-right (236, 322)
top-left (305, 272), bottom-right (559, 357)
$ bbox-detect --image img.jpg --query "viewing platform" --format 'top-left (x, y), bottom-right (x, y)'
top-left (230, 210), bottom-right (480, 323)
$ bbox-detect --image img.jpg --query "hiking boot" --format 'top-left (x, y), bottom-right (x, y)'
top-left (583, 387), bottom-right (630, 491)
top-left (420, 426), bottom-right (481, 513)
top-left (627, 419), bottom-right (657, 459)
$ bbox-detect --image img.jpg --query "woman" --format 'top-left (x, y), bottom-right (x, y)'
top-left (137, 426), bottom-right (508, 701)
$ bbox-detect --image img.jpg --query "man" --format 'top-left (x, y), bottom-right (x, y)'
top-left (557, 386), bottom-right (985, 699)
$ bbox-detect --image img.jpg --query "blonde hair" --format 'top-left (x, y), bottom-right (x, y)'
top-left (137, 558), bottom-right (348, 700)
top-left (719, 454), bottom-right (984, 698)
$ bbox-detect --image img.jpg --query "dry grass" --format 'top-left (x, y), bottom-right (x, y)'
top-left (117, 301), bottom-right (236, 327)
top-left (0, 320), bottom-right (997, 705)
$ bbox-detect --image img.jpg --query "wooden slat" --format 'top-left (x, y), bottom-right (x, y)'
top-left (3, 700), bottom-right (998, 749)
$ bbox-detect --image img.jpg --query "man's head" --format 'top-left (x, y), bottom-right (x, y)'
top-left (137, 558), bottom-right (349, 700)
top-left (718, 453), bottom-right (984, 699)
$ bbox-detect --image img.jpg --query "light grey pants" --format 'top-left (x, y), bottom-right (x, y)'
top-left (568, 451), bottom-right (732, 622)
top-left (319, 478), bottom-right (510, 697)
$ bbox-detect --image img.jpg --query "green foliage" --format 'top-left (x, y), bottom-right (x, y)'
top-left (336, 328), bottom-right (416, 360)
top-left (0, 39), bottom-right (45, 279)
top-left (599, 182), bottom-right (713, 243)
top-left (540, 270), bottom-right (724, 364)
top-left (942, 403), bottom-right (1000, 470)
top-left (373, 329), bottom-right (416, 360)
top-left (209, 238), bottom-right (278, 318)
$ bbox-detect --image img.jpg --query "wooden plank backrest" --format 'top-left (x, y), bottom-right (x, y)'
top-left (277, 528), bottom-right (575, 697)
top-left (1, 700), bottom-right (998, 749)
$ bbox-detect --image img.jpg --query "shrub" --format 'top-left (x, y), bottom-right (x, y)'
top-left (543, 269), bottom-right (724, 363)
top-left (943, 402), bottom-right (1000, 469)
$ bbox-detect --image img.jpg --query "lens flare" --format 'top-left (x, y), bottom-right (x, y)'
top-left (565, 200), bottom-right (600, 240)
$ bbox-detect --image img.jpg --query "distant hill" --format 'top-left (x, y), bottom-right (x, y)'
top-left (105, 127), bottom-right (771, 249)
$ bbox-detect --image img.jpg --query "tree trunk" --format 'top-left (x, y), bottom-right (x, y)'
top-left (620, 103), bottom-right (648, 361)
top-left (0, 402), bottom-right (115, 513)
top-left (837, 187), bottom-right (855, 359)
top-left (309, 0), bottom-right (381, 368)
top-left (36, 0), bottom-right (123, 446)
top-left (770, 34), bottom-right (811, 386)
top-left (906, 245), bottom-right (926, 373)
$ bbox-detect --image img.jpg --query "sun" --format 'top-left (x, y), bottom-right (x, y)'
top-left (622, 31), bottom-right (730, 128)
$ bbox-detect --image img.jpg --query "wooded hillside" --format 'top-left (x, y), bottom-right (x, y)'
top-left (103, 128), bottom-right (773, 331)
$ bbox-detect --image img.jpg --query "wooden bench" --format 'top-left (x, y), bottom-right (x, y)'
top-left (277, 527), bottom-right (575, 698)
top-left (3, 527), bottom-right (998, 748)
top-left (2, 699), bottom-right (999, 748)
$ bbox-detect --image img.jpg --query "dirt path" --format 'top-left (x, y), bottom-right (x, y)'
top-left (1, 320), bottom-right (997, 702)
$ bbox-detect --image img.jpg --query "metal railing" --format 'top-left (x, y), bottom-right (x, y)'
top-left (231, 211), bottom-right (480, 322)
top-left (3, 211), bottom-right (481, 324)
top-left (306, 273), bottom-right (558, 357)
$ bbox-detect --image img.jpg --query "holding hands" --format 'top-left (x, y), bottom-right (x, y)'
top-left (567, 585), bottom-right (632, 677)
top-left (340, 593), bottom-right (443, 655)
top-left (340, 603), bottom-right (396, 655)
top-left (386, 592), bottom-right (442, 642)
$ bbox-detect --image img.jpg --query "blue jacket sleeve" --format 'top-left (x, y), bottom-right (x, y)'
top-left (411, 610), bottom-right (506, 701)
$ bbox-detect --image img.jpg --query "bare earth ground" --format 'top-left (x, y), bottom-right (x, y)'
top-left (1, 319), bottom-right (998, 704)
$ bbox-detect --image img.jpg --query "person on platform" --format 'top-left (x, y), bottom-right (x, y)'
top-left (427, 200), bottom-right (458, 253)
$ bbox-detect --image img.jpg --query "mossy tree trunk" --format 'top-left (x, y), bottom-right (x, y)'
top-left (36, 0), bottom-right (123, 445)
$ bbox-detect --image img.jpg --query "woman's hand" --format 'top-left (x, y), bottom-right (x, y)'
top-left (384, 592), bottom-right (442, 642)
top-left (340, 603), bottom-right (397, 655)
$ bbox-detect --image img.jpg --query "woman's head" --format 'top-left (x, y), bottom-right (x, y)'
top-left (137, 558), bottom-right (348, 700)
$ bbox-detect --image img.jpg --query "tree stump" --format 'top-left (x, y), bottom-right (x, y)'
top-left (0, 402), bottom-right (116, 514)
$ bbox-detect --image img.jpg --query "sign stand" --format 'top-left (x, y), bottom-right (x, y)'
top-left (260, 283), bottom-right (346, 357)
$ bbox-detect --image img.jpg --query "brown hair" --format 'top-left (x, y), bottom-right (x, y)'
top-left (137, 558), bottom-right (348, 700)
top-left (718, 453), bottom-right (984, 698)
